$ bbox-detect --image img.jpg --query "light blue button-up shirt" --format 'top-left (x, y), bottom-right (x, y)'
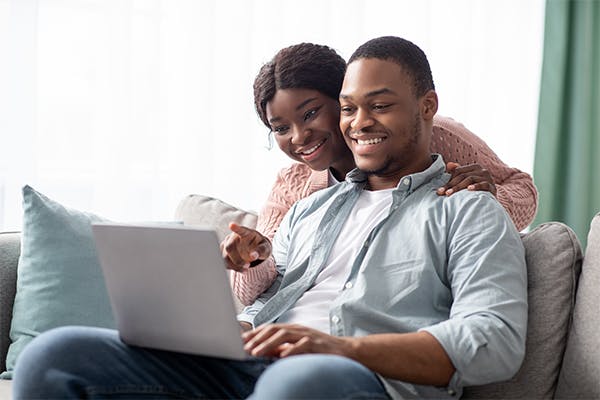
top-left (239, 154), bottom-right (528, 399)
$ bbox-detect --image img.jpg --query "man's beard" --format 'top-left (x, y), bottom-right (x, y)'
top-left (358, 113), bottom-right (422, 177)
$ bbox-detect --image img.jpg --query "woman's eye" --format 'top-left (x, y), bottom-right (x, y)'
top-left (303, 108), bottom-right (318, 121)
top-left (272, 126), bottom-right (289, 135)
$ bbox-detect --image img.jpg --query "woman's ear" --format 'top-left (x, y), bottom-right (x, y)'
top-left (420, 90), bottom-right (438, 120)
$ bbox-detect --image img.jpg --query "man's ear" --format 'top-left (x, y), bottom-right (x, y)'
top-left (420, 90), bottom-right (438, 120)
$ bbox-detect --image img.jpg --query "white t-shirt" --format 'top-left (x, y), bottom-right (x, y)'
top-left (277, 187), bottom-right (394, 332)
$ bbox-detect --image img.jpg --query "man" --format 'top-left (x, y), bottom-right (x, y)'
top-left (13, 36), bottom-right (527, 399)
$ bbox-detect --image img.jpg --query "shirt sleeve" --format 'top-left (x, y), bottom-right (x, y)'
top-left (420, 192), bottom-right (528, 389)
top-left (431, 115), bottom-right (538, 231)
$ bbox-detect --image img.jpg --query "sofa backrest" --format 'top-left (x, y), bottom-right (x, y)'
top-left (463, 222), bottom-right (583, 399)
top-left (175, 194), bottom-right (258, 241)
top-left (0, 232), bottom-right (20, 373)
top-left (555, 213), bottom-right (600, 398)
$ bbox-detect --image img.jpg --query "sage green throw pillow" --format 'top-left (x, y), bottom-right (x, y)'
top-left (0, 186), bottom-right (115, 378)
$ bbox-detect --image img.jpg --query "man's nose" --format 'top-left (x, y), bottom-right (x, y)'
top-left (350, 108), bottom-right (374, 132)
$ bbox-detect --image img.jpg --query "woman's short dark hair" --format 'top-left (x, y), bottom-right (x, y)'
top-left (253, 43), bottom-right (346, 128)
top-left (348, 36), bottom-right (435, 98)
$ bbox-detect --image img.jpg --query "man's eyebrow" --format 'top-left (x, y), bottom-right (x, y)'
top-left (268, 97), bottom-right (318, 124)
top-left (340, 88), bottom-right (396, 100)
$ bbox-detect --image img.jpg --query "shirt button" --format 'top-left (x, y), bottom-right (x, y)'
top-left (402, 178), bottom-right (410, 186)
top-left (448, 389), bottom-right (456, 396)
top-left (345, 282), bottom-right (353, 289)
top-left (331, 315), bottom-right (340, 324)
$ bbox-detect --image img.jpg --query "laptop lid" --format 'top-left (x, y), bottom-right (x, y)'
top-left (92, 223), bottom-right (248, 360)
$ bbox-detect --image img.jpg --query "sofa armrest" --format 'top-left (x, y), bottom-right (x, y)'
top-left (0, 232), bottom-right (20, 373)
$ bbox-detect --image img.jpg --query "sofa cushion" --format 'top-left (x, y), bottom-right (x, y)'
top-left (0, 186), bottom-right (116, 379)
top-left (555, 213), bottom-right (600, 398)
top-left (175, 194), bottom-right (258, 241)
top-left (463, 222), bottom-right (582, 399)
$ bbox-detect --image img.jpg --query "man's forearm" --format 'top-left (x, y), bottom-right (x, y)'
top-left (346, 331), bottom-right (455, 386)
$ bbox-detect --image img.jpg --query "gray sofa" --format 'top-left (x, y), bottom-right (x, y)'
top-left (0, 194), bottom-right (599, 399)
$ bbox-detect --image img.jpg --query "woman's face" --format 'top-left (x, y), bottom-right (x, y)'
top-left (265, 88), bottom-right (352, 173)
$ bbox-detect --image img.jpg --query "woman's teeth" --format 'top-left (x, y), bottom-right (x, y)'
top-left (357, 137), bottom-right (384, 145)
top-left (299, 140), bottom-right (325, 155)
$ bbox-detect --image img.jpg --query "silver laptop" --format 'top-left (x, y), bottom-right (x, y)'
top-left (91, 222), bottom-right (248, 360)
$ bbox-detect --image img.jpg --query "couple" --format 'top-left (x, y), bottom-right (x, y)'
top-left (13, 36), bottom-right (529, 399)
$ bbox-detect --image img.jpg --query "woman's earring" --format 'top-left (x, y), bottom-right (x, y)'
top-left (265, 131), bottom-right (273, 150)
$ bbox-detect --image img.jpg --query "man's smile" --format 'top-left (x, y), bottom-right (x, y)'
top-left (357, 137), bottom-right (385, 145)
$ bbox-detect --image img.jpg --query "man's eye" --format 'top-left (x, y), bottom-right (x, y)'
top-left (340, 106), bottom-right (354, 114)
top-left (272, 126), bottom-right (289, 135)
top-left (373, 104), bottom-right (390, 111)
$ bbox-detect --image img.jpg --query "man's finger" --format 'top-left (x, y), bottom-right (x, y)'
top-left (279, 336), bottom-right (311, 357)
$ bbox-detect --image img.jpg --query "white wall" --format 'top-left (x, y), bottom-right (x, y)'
top-left (0, 0), bottom-right (545, 230)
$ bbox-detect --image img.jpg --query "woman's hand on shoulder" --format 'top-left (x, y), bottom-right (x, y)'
top-left (437, 162), bottom-right (497, 197)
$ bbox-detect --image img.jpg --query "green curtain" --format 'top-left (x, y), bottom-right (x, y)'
top-left (533, 0), bottom-right (600, 248)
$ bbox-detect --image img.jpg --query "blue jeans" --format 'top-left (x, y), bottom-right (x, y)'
top-left (13, 326), bottom-right (390, 399)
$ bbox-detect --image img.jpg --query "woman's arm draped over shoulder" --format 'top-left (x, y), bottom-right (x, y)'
top-left (431, 116), bottom-right (538, 231)
top-left (231, 163), bottom-right (329, 305)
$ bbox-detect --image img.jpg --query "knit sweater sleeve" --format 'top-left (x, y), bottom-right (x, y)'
top-left (232, 163), bottom-right (328, 305)
top-left (431, 115), bottom-right (538, 231)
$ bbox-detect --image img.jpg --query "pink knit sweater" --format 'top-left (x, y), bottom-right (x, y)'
top-left (232, 115), bottom-right (538, 305)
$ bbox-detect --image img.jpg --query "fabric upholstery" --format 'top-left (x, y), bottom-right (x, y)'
top-left (175, 194), bottom-right (258, 241)
top-left (0, 233), bottom-right (20, 373)
top-left (555, 213), bottom-right (600, 398)
top-left (463, 222), bottom-right (582, 399)
top-left (0, 186), bottom-right (116, 379)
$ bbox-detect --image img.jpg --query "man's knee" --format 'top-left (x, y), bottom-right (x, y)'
top-left (13, 326), bottom-right (118, 397)
top-left (252, 354), bottom-right (388, 399)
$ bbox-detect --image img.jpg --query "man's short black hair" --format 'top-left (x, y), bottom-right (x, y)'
top-left (348, 36), bottom-right (435, 97)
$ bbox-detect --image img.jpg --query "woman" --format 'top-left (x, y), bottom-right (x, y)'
top-left (228, 43), bottom-right (538, 305)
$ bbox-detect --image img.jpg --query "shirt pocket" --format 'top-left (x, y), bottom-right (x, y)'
top-left (364, 261), bottom-right (425, 311)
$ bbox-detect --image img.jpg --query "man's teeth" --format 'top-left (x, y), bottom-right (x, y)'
top-left (357, 137), bottom-right (384, 145)
top-left (300, 140), bottom-right (325, 155)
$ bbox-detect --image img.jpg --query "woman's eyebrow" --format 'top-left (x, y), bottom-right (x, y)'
top-left (295, 97), bottom-right (318, 111)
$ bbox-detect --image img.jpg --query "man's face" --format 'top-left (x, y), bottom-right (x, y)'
top-left (339, 58), bottom-right (433, 180)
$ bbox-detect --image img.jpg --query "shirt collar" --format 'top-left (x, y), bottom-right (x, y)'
top-left (345, 154), bottom-right (446, 193)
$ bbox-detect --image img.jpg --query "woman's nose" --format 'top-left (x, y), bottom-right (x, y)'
top-left (290, 124), bottom-right (310, 145)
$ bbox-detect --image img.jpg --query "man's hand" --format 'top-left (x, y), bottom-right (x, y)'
top-left (220, 223), bottom-right (272, 272)
top-left (437, 162), bottom-right (497, 197)
top-left (239, 321), bottom-right (253, 332)
top-left (242, 323), bottom-right (356, 358)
